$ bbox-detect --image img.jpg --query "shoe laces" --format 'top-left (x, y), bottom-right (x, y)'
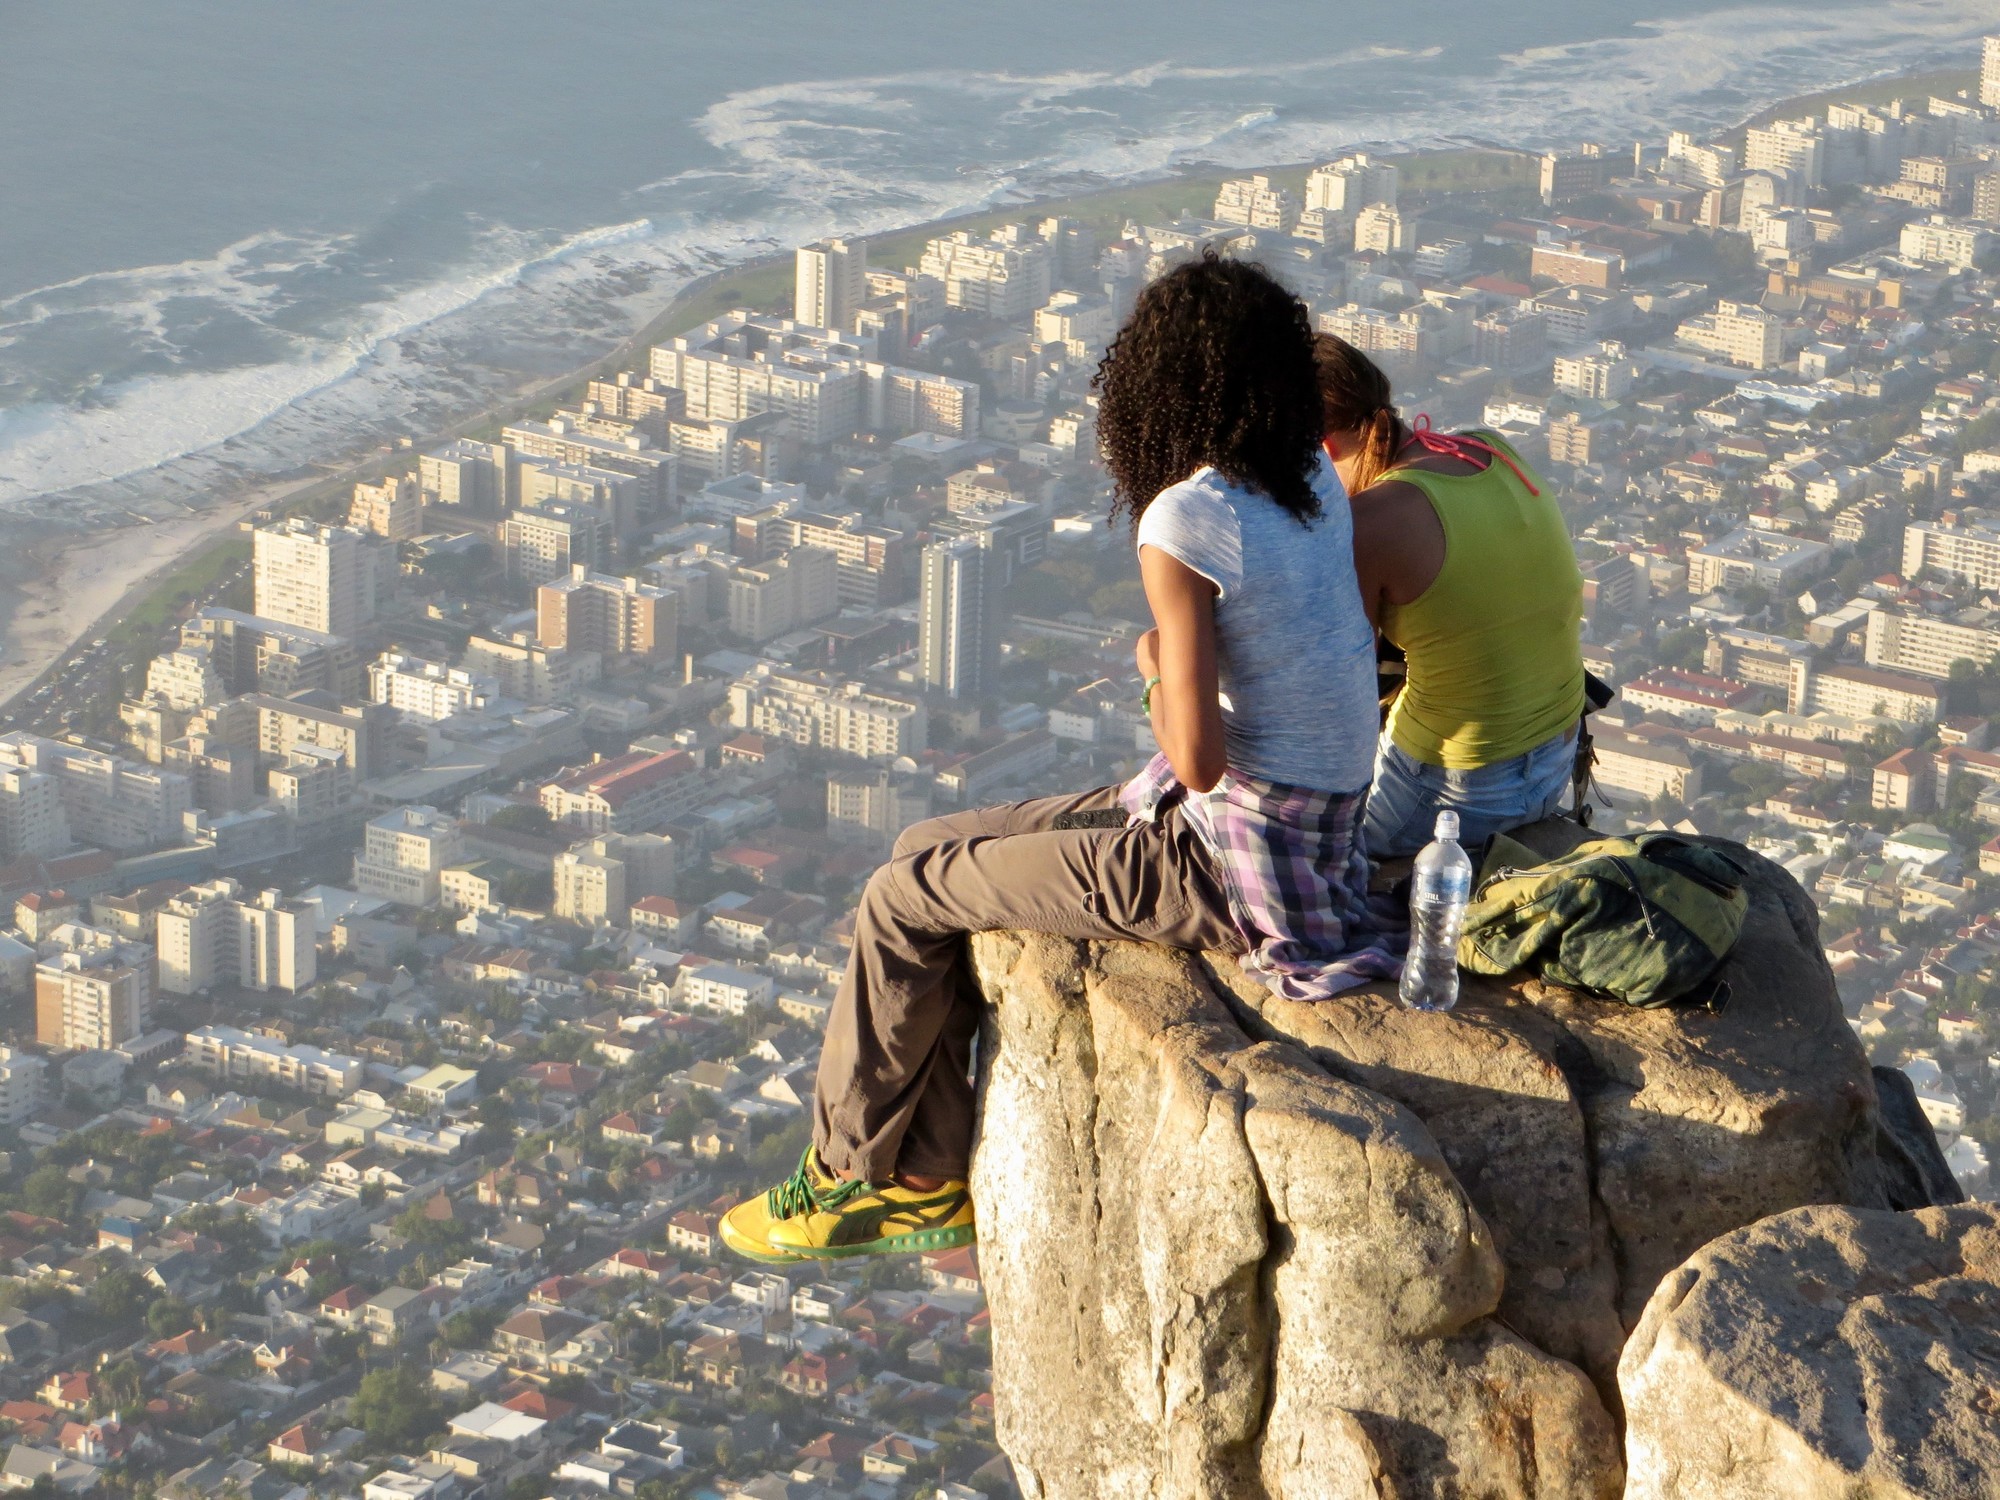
top-left (766, 1147), bottom-right (865, 1220)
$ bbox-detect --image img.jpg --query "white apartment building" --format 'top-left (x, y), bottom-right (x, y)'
top-left (1354, 204), bottom-right (1417, 255)
top-left (1794, 662), bottom-right (1942, 725)
top-left (719, 545), bottom-right (839, 643)
top-left (1744, 119), bottom-right (1824, 189)
top-left (0, 733), bottom-right (189, 854)
top-left (502, 501), bottom-right (607, 587)
top-left (1899, 215), bottom-right (1995, 271)
top-left (1903, 518), bottom-right (2000, 590)
top-left (1864, 605), bottom-right (2000, 680)
top-left (514, 457), bottom-right (648, 543)
top-left (735, 507), bottom-right (905, 610)
top-left (1033, 291), bottom-right (1114, 363)
top-left (679, 962), bottom-right (775, 1016)
top-left (183, 1025), bottom-right (361, 1099)
top-left (369, 653), bottom-right (497, 721)
top-left (1212, 175), bottom-right (1298, 231)
top-left (1685, 528), bottom-right (1830, 597)
top-left (651, 316), bottom-right (863, 442)
top-left (1677, 301), bottom-right (1784, 369)
top-left (238, 888), bottom-right (317, 994)
top-left (354, 805), bottom-right (465, 907)
top-left (146, 646), bottom-right (226, 713)
top-left (0, 1046), bottom-right (46, 1126)
top-left (1984, 34), bottom-right (2000, 109)
top-left (826, 769), bottom-right (931, 851)
top-left (1664, 132), bottom-right (1739, 189)
top-left (918, 226), bottom-right (1053, 323)
top-left (462, 634), bottom-right (602, 703)
top-left (252, 519), bottom-right (386, 637)
top-left (1589, 731), bottom-right (1703, 803)
top-left (156, 879), bottom-right (237, 995)
top-left (651, 311), bottom-right (977, 441)
top-left (0, 763), bottom-right (67, 862)
top-left (1305, 153), bottom-right (1398, 213)
top-left (552, 832), bottom-right (676, 926)
top-left (1552, 341), bottom-right (1639, 400)
top-left (502, 415), bottom-right (676, 519)
top-left (919, 537), bottom-right (994, 701)
top-left (727, 665), bottom-right (926, 759)
top-left (348, 474), bottom-right (423, 541)
top-left (794, 238), bottom-right (867, 332)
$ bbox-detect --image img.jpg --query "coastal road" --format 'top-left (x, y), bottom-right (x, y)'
top-left (0, 558), bottom-right (250, 740)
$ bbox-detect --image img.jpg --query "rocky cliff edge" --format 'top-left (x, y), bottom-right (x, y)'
top-left (966, 820), bottom-right (1989, 1499)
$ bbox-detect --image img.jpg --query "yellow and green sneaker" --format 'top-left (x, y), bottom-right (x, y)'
top-left (762, 1157), bottom-right (976, 1260)
top-left (719, 1148), bottom-right (841, 1264)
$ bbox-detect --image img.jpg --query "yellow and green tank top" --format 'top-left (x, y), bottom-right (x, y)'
top-left (1378, 432), bottom-right (1585, 770)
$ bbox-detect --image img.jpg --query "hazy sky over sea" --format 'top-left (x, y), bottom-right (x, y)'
top-left (0, 0), bottom-right (1992, 518)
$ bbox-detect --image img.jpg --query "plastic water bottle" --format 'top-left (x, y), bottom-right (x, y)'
top-left (1399, 810), bottom-right (1474, 1012)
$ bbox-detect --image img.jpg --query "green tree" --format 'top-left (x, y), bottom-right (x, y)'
top-left (146, 1297), bottom-right (195, 1339)
top-left (351, 1363), bottom-right (442, 1453)
top-left (21, 1165), bottom-right (80, 1221)
top-left (90, 1266), bottom-right (149, 1325)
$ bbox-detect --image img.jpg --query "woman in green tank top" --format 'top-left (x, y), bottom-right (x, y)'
top-left (1313, 335), bottom-right (1587, 856)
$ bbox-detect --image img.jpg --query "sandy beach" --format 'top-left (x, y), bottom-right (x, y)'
top-left (0, 478), bottom-right (307, 707)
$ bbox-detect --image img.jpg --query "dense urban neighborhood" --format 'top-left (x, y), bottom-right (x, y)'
top-left (6, 34), bottom-right (2000, 1500)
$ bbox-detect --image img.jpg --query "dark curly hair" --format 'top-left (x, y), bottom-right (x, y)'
top-left (1092, 252), bottom-right (1324, 529)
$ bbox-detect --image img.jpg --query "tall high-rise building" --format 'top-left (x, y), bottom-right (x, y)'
top-left (252, 519), bottom-right (384, 637)
top-left (920, 538), bottom-right (996, 701)
top-left (1982, 35), bottom-right (2000, 109)
top-left (156, 879), bottom-right (316, 996)
top-left (795, 238), bottom-right (868, 333)
top-left (156, 880), bottom-right (237, 996)
top-left (237, 888), bottom-right (317, 994)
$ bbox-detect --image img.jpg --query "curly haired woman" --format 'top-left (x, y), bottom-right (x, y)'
top-left (721, 255), bottom-right (1398, 1264)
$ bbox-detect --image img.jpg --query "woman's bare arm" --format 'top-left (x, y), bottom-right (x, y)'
top-left (1137, 545), bottom-right (1227, 792)
top-left (1348, 479), bottom-right (1447, 626)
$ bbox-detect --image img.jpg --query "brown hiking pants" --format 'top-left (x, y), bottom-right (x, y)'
top-left (811, 783), bottom-right (1241, 1182)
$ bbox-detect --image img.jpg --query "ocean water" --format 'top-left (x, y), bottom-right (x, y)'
top-left (0, 0), bottom-right (1994, 525)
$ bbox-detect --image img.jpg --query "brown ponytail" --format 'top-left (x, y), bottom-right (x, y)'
top-left (1313, 333), bottom-right (1408, 494)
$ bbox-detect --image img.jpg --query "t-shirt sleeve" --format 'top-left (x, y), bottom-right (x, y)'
top-left (1135, 480), bottom-right (1243, 603)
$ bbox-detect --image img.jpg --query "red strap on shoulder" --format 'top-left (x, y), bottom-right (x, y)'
top-left (1401, 414), bottom-right (1541, 496)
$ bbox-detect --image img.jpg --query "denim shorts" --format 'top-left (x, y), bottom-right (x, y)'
top-left (1362, 726), bottom-right (1578, 858)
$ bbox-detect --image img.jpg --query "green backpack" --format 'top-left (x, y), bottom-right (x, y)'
top-left (1456, 831), bottom-right (1750, 1009)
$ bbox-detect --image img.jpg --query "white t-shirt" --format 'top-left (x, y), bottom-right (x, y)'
top-left (1135, 453), bottom-right (1378, 793)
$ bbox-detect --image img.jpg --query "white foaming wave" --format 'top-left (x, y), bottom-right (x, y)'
top-left (0, 217), bottom-right (656, 506)
top-left (8, 0), bottom-right (1999, 515)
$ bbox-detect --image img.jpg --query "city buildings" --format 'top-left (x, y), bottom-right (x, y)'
top-left (253, 519), bottom-right (388, 637)
top-left (539, 751), bottom-right (701, 836)
top-left (919, 538), bottom-right (995, 701)
top-left (536, 570), bottom-right (678, 666)
top-left (182, 1025), bottom-right (360, 1098)
top-left (354, 806), bottom-right (465, 907)
top-left (348, 475), bottom-right (423, 541)
top-left (794, 237), bottom-right (868, 333)
top-left (726, 665), bottom-right (925, 758)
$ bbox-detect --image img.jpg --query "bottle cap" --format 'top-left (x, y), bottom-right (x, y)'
top-left (1435, 811), bottom-right (1460, 841)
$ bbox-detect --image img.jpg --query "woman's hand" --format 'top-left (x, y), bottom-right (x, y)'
top-left (1135, 627), bottom-right (1161, 683)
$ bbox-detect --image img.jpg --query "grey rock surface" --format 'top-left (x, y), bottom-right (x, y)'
top-left (1620, 1202), bottom-right (2000, 1499)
